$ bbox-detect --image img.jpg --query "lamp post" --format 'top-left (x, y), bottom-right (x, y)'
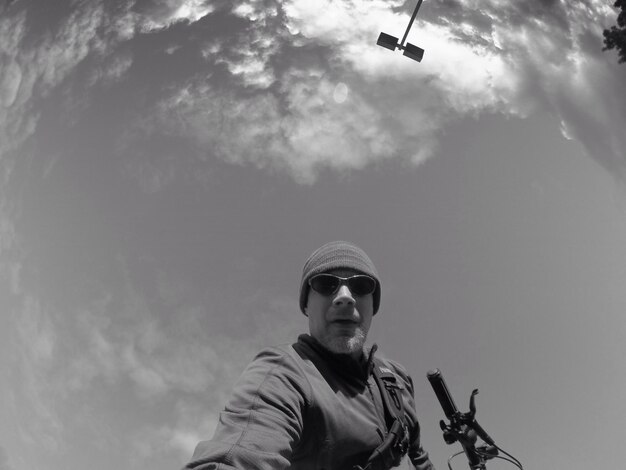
top-left (376, 0), bottom-right (425, 62)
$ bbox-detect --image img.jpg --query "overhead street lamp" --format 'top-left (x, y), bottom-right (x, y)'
top-left (376, 0), bottom-right (425, 62)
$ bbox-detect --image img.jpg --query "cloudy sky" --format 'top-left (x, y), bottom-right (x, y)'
top-left (1, 0), bottom-right (625, 469)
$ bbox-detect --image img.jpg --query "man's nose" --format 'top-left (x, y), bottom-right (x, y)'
top-left (333, 284), bottom-right (355, 307)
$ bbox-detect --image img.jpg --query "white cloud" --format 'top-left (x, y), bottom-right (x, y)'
top-left (232, 0), bottom-right (280, 23)
top-left (17, 297), bottom-right (56, 363)
top-left (0, 0), bottom-right (222, 307)
top-left (0, 3), bottom-right (120, 171)
top-left (0, 0), bottom-right (218, 163)
top-left (130, 417), bottom-right (217, 468)
top-left (333, 82), bottom-right (349, 103)
top-left (9, 297), bottom-right (65, 453)
top-left (2, 0), bottom-right (623, 191)
top-left (283, 0), bottom-right (403, 44)
top-left (115, 0), bottom-right (621, 185)
top-left (169, 428), bottom-right (205, 457)
top-left (137, 0), bottom-right (214, 32)
top-left (219, 52), bottom-right (276, 89)
top-left (283, 0), bottom-right (515, 112)
top-left (4, 252), bottom-right (303, 467)
top-left (66, 283), bottom-right (224, 398)
top-left (277, 0), bottom-right (625, 178)
top-left (130, 69), bottom-right (404, 184)
top-left (131, 400), bottom-right (219, 463)
top-left (215, 2), bottom-right (281, 88)
top-left (0, 57), bottom-right (21, 109)
top-left (88, 52), bottom-right (134, 87)
top-left (0, 10), bottom-right (32, 157)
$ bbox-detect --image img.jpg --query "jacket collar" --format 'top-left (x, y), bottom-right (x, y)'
top-left (297, 334), bottom-right (378, 382)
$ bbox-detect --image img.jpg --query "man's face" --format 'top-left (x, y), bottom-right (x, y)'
top-left (304, 268), bottom-right (375, 359)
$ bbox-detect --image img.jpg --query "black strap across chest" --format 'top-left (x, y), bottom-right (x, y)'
top-left (371, 358), bottom-right (406, 431)
top-left (354, 358), bottom-right (411, 470)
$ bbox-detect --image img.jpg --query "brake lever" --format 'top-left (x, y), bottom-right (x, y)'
top-left (469, 389), bottom-right (478, 416)
top-left (467, 389), bottom-right (496, 446)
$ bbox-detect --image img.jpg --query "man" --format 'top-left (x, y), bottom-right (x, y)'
top-left (184, 241), bottom-right (435, 470)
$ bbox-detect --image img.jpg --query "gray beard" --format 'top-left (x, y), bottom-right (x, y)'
top-left (323, 328), bottom-right (367, 356)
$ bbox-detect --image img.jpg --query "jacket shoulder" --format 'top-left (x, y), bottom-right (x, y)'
top-left (186, 346), bottom-right (312, 470)
top-left (373, 353), bottom-right (415, 394)
top-left (237, 344), bottom-right (313, 398)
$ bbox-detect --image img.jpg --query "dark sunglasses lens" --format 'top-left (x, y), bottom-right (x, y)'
top-left (310, 274), bottom-right (340, 295)
top-left (348, 276), bottom-right (376, 296)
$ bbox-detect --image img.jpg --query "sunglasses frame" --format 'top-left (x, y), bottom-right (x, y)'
top-left (308, 273), bottom-right (377, 297)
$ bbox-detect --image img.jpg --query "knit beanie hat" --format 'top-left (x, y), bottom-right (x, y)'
top-left (299, 241), bottom-right (381, 315)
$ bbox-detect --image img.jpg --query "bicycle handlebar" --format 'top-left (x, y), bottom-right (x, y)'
top-left (427, 369), bottom-right (498, 470)
top-left (427, 369), bottom-right (458, 419)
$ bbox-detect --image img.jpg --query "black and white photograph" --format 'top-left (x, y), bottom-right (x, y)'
top-left (1, 1), bottom-right (625, 469)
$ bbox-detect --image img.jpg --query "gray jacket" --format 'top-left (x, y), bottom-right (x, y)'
top-left (184, 334), bottom-right (435, 470)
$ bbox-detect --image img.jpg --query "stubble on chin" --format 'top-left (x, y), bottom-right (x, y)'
top-left (323, 328), bottom-right (367, 356)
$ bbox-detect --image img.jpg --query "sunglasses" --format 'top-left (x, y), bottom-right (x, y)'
top-left (308, 273), bottom-right (377, 297)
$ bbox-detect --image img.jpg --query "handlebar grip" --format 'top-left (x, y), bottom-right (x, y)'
top-left (427, 369), bottom-right (458, 419)
top-left (471, 418), bottom-right (495, 446)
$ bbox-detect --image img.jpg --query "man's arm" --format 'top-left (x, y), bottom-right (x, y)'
top-left (184, 347), bottom-right (310, 470)
top-left (408, 426), bottom-right (436, 470)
